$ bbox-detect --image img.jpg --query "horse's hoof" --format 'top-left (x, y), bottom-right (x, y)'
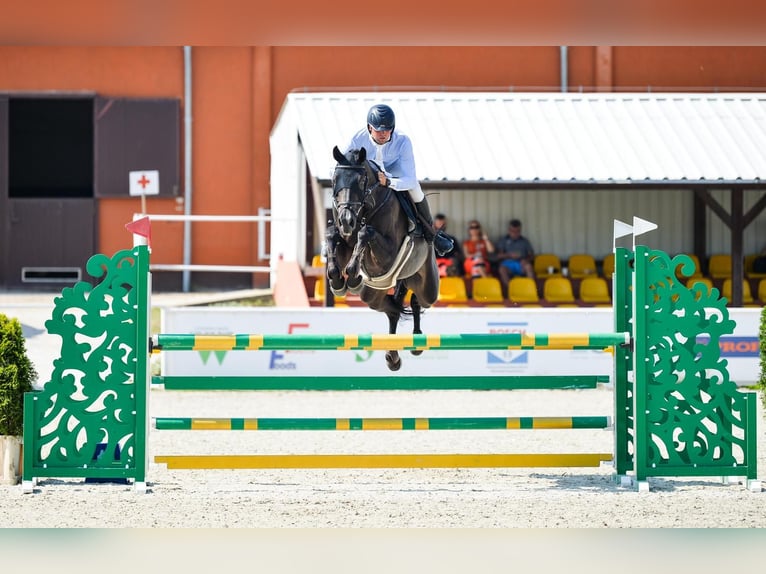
top-left (330, 285), bottom-right (348, 296)
top-left (386, 352), bottom-right (402, 371)
top-left (347, 276), bottom-right (364, 294)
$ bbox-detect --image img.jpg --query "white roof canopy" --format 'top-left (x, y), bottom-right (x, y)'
top-left (279, 91), bottom-right (766, 186)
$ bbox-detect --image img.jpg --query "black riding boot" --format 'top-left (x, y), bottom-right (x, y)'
top-left (414, 199), bottom-right (454, 257)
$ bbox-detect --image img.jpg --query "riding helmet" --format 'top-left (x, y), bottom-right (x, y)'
top-left (367, 104), bottom-right (395, 132)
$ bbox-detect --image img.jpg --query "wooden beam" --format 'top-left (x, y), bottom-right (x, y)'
top-left (731, 189), bottom-right (744, 306)
top-left (693, 191), bottom-right (707, 267)
top-left (743, 190), bottom-right (766, 228)
top-left (695, 188), bottom-right (731, 228)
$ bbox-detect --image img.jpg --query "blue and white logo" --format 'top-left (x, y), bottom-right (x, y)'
top-left (485, 321), bottom-right (529, 371)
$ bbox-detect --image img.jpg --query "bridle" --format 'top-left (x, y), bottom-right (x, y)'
top-left (332, 162), bottom-right (384, 227)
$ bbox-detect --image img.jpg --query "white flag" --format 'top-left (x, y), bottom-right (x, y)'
top-left (613, 219), bottom-right (633, 240)
top-left (632, 216), bottom-right (658, 237)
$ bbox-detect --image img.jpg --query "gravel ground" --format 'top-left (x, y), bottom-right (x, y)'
top-left (2, 386), bottom-right (764, 528)
top-left (2, 294), bottom-right (764, 529)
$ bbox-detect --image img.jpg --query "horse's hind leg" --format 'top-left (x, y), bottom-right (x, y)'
top-left (409, 293), bottom-right (424, 356)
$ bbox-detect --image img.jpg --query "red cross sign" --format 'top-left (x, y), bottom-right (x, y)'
top-left (129, 170), bottom-right (160, 196)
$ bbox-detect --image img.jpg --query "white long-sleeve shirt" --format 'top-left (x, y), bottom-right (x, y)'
top-left (343, 129), bottom-right (423, 199)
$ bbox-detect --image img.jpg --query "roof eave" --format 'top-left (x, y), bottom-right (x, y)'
top-left (315, 178), bottom-right (766, 189)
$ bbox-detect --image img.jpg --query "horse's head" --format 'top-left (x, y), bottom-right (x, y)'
top-left (331, 146), bottom-right (377, 239)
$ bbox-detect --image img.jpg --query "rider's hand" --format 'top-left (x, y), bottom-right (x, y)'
top-left (378, 172), bottom-right (389, 187)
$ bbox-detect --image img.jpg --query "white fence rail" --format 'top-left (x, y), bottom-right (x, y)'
top-left (141, 208), bottom-right (280, 290)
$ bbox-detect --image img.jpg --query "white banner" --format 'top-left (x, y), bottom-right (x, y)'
top-left (161, 307), bottom-right (616, 378)
top-left (160, 307), bottom-right (762, 384)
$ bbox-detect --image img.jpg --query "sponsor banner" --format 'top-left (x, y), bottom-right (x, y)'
top-left (160, 307), bottom-right (761, 383)
top-left (722, 309), bottom-right (762, 384)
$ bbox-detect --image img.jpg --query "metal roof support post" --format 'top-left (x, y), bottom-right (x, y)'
top-left (559, 46), bottom-right (568, 93)
top-left (182, 46), bottom-right (193, 293)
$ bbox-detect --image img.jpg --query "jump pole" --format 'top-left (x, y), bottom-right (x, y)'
top-left (151, 374), bottom-right (611, 391)
top-left (154, 415), bottom-right (613, 431)
top-left (152, 332), bottom-right (630, 352)
top-left (155, 453), bottom-right (614, 470)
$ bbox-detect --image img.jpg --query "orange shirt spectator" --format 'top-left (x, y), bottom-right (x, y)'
top-left (462, 220), bottom-right (495, 277)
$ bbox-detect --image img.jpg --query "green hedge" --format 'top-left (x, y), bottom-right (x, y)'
top-left (0, 314), bottom-right (36, 436)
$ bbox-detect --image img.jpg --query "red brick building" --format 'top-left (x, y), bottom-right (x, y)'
top-left (1, 47), bottom-right (765, 289)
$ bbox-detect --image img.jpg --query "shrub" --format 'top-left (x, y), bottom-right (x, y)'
top-left (0, 314), bottom-right (36, 436)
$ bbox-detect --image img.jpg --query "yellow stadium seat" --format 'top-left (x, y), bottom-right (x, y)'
top-left (579, 277), bottom-right (611, 305)
top-left (507, 277), bottom-right (540, 304)
top-left (543, 277), bottom-right (576, 304)
top-left (721, 278), bottom-right (754, 304)
top-left (686, 277), bottom-right (713, 296)
top-left (759, 279), bottom-right (766, 303)
top-left (471, 277), bottom-right (505, 304)
top-left (708, 254), bottom-right (732, 279)
top-left (674, 254), bottom-right (703, 279)
top-left (438, 277), bottom-right (468, 303)
top-left (533, 254), bottom-right (562, 278)
top-left (568, 254), bottom-right (598, 279)
top-left (602, 253), bottom-right (615, 279)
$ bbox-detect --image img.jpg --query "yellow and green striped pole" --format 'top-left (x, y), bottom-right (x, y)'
top-left (154, 416), bottom-right (612, 431)
top-left (153, 332), bottom-right (629, 352)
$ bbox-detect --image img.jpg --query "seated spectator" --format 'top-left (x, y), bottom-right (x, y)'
top-left (462, 220), bottom-right (495, 278)
top-left (753, 246), bottom-right (766, 274)
top-left (434, 213), bottom-right (465, 277)
top-left (495, 218), bottom-right (535, 290)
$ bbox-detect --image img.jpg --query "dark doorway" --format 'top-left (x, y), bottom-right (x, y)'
top-left (9, 98), bottom-right (94, 198)
top-left (1, 96), bottom-right (96, 289)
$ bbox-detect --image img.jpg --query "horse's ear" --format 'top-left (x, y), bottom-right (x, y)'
top-left (358, 147), bottom-right (366, 162)
top-left (333, 146), bottom-right (346, 164)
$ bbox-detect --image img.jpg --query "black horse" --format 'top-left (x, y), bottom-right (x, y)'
top-left (325, 146), bottom-right (440, 371)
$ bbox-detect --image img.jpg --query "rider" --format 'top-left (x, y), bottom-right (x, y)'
top-left (343, 104), bottom-right (454, 256)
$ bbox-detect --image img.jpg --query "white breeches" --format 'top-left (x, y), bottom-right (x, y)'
top-left (405, 183), bottom-right (425, 203)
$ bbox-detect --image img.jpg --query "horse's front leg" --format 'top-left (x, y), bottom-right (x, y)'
top-left (409, 293), bottom-right (424, 356)
top-left (345, 224), bottom-right (374, 293)
top-left (324, 224), bottom-right (347, 294)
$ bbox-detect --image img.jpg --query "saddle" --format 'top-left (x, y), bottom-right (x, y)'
top-left (360, 234), bottom-right (417, 290)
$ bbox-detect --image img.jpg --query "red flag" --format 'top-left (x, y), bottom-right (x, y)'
top-left (125, 216), bottom-right (152, 248)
